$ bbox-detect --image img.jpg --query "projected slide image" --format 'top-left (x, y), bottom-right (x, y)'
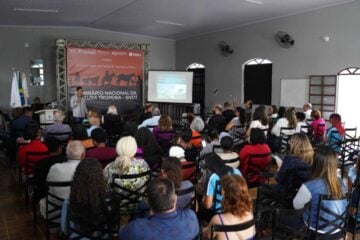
top-left (157, 75), bottom-right (187, 100)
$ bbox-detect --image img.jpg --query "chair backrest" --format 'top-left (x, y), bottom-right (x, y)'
top-left (300, 125), bottom-right (310, 134)
top-left (210, 218), bottom-right (256, 240)
top-left (222, 157), bottom-right (240, 166)
top-left (67, 198), bottom-right (116, 240)
top-left (25, 151), bottom-right (49, 175)
top-left (176, 184), bottom-right (196, 210)
top-left (313, 194), bottom-right (349, 239)
top-left (280, 127), bottom-right (296, 153)
top-left (46, 131), bottom-right (71, 139)
top-left (212, 180), bottom-right (222, 213)
top-left (212, 144), bottom-right (223, 154)
top-left (156, 130), bottom-right (175, 156)
top-left (111, 171), bottom-right (151, 212)
top-left (247, 152), bottom-right (272, 187)
top-left (181, 161), bottom-right (198, 183)
top-left (45, 181), bottom-right (72, 239)
top-left (271, 203), bottom-right (311, 239)
top-left (345, 127), bottom-right (357, 139)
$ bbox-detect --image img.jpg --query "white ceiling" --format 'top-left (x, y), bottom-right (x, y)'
top-left (0, 0), bottom-right (354, 40)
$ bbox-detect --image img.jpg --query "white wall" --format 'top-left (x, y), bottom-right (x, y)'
top-left (176, 1), bottom-right (360, 111)
top-left (0, 26), bottom-right (175, 111)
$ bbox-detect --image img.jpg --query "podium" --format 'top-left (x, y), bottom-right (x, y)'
top-left (35, 109), bottom-right (58, 129)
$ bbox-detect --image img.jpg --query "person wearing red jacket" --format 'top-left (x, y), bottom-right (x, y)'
top-left (239, 128), bottom-right (271, 187)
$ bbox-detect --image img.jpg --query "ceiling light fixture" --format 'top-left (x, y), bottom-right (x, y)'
top-left (245, 0), bottom-right (263, 5)
top-left (155, 20), bottom-right (185, 27)
top-left (14, 8), bottom-right (59, 13)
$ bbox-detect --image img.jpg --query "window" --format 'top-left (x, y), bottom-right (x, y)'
top-left (245, 58), bottom-right (272, 65)
top-left (337, 67), bottom-right (360, 130)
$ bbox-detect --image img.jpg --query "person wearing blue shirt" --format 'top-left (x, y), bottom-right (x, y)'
top-left (293, 146), bottom-right (347, 238)
top-left (119, 177), bottom-right (199, 240)
top-left (203, 153), bottom-right (242, 213)
top-left (325, 113), bottom-right (345, 153)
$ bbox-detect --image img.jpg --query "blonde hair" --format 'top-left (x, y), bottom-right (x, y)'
top-left (285, 108), bottom-right (297, 128)
top-left (115, 136), bottom-right (137, 173)
top-left (289, 133), bottom-right (314, 165)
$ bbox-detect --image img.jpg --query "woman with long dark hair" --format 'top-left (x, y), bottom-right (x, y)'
top-left (246, 106), bottom-right (269, 137)
top-left (135, 127), bottom-right (162, 169)
top-left (203, 153), bottom-right (241, 211)
top-left (61, 158), bottom-right (114, 238)
top-left (203, 175), bottom-right (255, 240)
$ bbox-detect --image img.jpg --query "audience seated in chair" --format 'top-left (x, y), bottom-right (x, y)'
top-left (176, 127), bottom-right (200, 162)
top-left (138, 157), bottom-right (195, 214)
top-left (190, 116), bottom-right (205, 148)
top-left (39, 141), bottom-right (85, 218)
top-left (169, 146), bottom-right (196, 182)
top-left (222, 101), bottom-right (236, 125)
top-left (69, 124), bottom-right (94, 149)
top-left (200, 129), bottom-right (220, 159)
top-left (208, 104), bottom-right (227, 134)
top-left (225, 106), bottom-right (246, 138)
top-left (33, 137), bottom-right (67, 201)
top-left (119, 177), bottom-right (199, 240)
top-left (295, 111), bottom-right (307, 133)
top-left (138, 107), bottom-right (161, 131)
top-left (274, 133), bottom-right (313, 207)
top-left (103, 136), bottom-right (150, 214)
top-left (44, 110), bottom-right (71, 142)
top-left (303, 102), bottom-right (313, 120)
top-left (135, 127), bottom-right (162, 169)
top-left (86, 111), bottom-right (101, 137)
top-left (202, 174), bottom-right (255, 240)
top-left (293, 146), bottom-right (348, 237)
top-left (10, 106), bottom-right (36, 142)
top-left (217, 136), bottom-right (239, 169)
top-left (139, 103), bottom-right (153, 124)
top-left (271, 108), bottom-right (296, 137)
top-left (85, 128), bottom-right (117, 167)
top-left (245, 106), bottom-right (269, 138)
top-left (102, 104), bottom-right (123, 135)
top-left (239, 128), bottom-right (271, 186)
top-left (309, 109), bottom-right (326, 144)
top-left (326, 113), bottom-right (345, 153)
top-left (152, 114), bottom-right (175, 156)
top-left (18, 123), bottom-right (48, 174)
top-left (203, 153), bottom-right (242, 213)
top-left (61, 158), bottom-right (117, 239)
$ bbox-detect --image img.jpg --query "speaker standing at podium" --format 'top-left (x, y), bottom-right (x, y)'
top-left (70, 86), bottom-right (88, 124)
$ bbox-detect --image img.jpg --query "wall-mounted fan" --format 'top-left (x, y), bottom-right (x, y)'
top-left (218, 41), bottom-right (234, 56)
top-left (275, 31), bottom-right (295, 48)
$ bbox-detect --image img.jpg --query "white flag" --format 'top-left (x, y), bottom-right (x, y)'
top-left (21, 72), bottom-right (30, 106)
top-left (10, 71), bottom-right (21, 108)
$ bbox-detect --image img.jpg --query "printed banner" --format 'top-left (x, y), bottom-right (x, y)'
top-left (67, 47), bottom-right (144, 114)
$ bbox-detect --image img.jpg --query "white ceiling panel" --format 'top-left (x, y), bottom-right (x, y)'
top-left (0, 0), bottom-right (354, 39)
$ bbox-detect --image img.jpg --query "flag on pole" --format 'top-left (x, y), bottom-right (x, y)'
top-left (10, 71), bottom-right (21, 108)
top-left (18, 72), bottom-right (25, 105)
top-left (21, 72), bottom-right (30, 106)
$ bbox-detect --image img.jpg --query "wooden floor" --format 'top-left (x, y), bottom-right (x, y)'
top-left (0, 155), bottom-right (46, 240)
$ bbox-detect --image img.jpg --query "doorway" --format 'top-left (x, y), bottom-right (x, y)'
top-left (243, 58), bottom-right (272, 105)
top-left (337, 67), bottom-right (360, 131)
